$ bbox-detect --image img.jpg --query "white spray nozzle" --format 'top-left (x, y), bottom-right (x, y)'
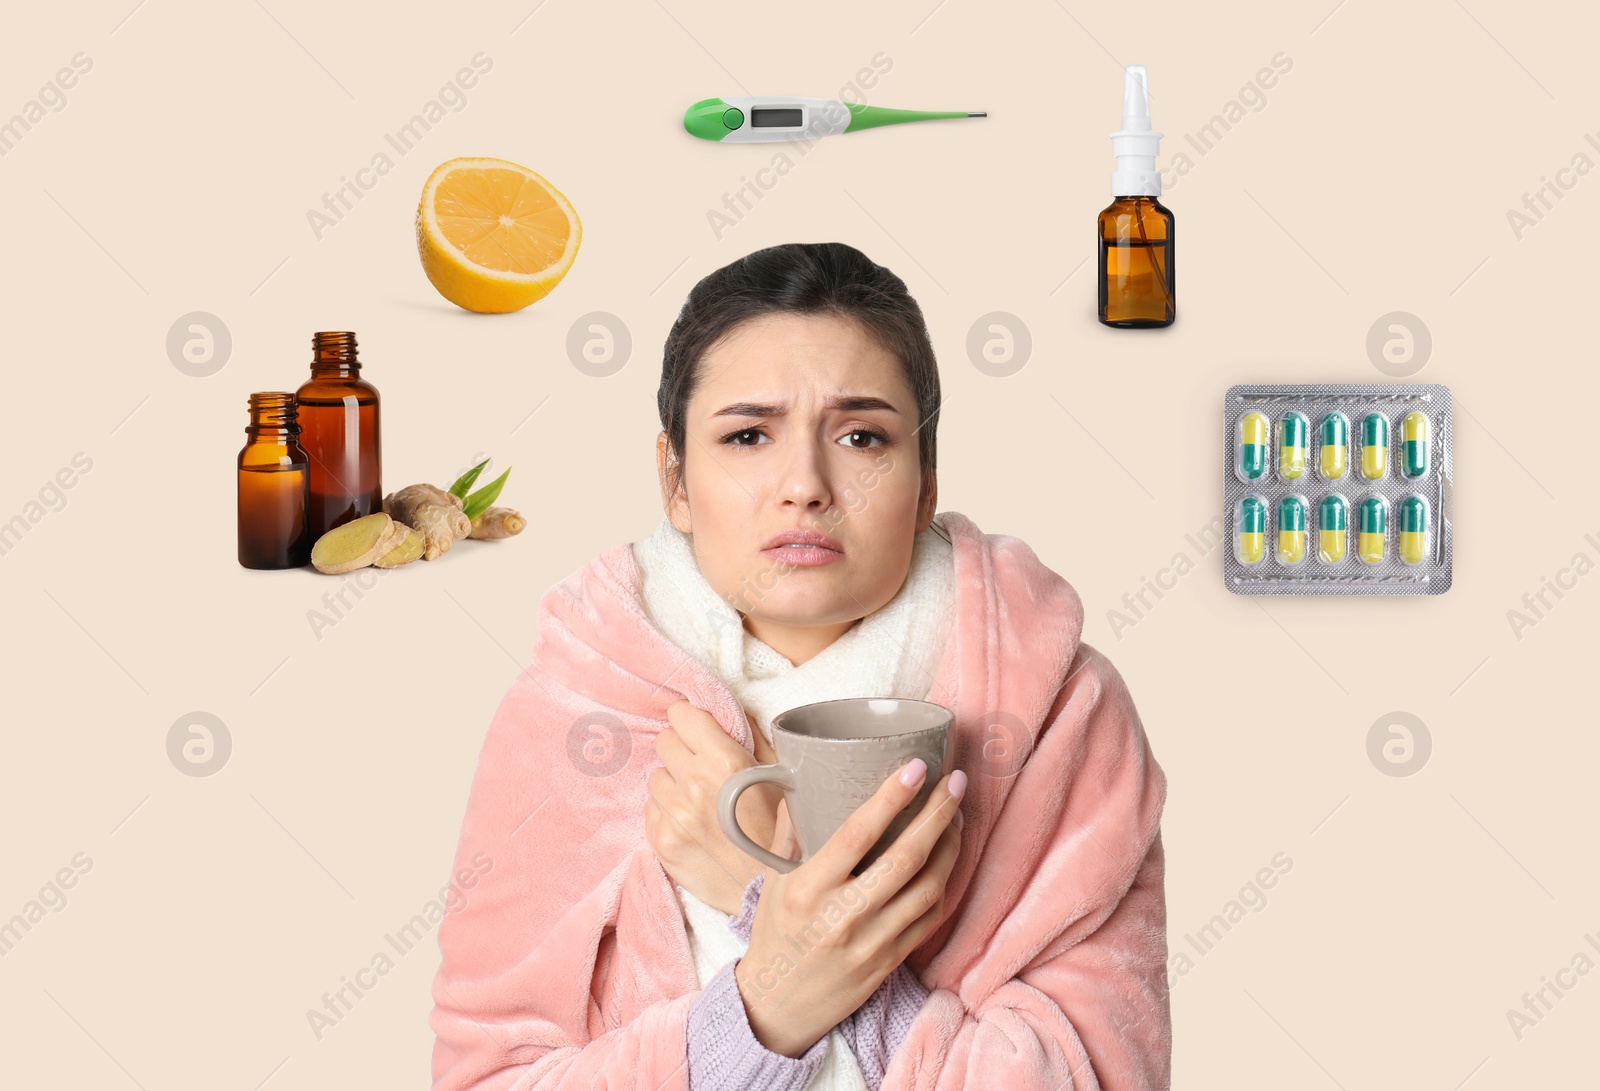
top-left (1121, 65), bottom-right (1151, 131)
top-left (1110, 63), bottom-right (1163, 197)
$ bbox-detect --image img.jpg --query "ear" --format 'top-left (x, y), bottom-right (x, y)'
top-left (657, 432), bottom-right (692, 533)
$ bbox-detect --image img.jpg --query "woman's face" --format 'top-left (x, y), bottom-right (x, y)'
top-left (657, 311), bottom-right (936, 666)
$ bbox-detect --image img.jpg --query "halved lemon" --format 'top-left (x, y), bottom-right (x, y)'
top-left (416, 157), bottom-right (582, 314)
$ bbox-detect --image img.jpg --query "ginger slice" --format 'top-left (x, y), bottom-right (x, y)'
top-left (372, 517), bottom-right (411, 556)
top-left (311, 513), bottom-right (395, 574)
top-left (373, 526), bottom-right (424, 568)
top-left (469, 506), bottom-right (526, 539)
top-left (384, 483), bottom-right (472, 560)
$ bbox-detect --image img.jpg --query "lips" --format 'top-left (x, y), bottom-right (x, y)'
top-left (761, 528), bottom-right (844, 552)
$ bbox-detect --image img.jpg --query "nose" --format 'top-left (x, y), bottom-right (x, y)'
top-left (776, 435), bottom-right (832, 512)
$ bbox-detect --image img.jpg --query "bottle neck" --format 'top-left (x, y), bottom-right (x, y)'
top-left (246, 392), bottom-right (301, 441)
top-left (310, 331), bottom-right (361, 375)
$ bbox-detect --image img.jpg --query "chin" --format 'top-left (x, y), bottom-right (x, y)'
top-left (744, 587), bottom-right (860, 627)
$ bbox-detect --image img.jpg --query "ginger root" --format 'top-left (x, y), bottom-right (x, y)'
top-left (311, 512), bottom-right (400, 574)
top-left (383, 483), bottom-right (471, 560)
top-left (469, 506), bottom-right (526, 539)
top-left (306, 468), bottom-right (517, 573)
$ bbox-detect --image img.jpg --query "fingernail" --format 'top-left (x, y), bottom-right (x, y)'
top-left (949, 769), bottom-right (967, 799)
top-left (899, 758), bottom-right (927, 786)
top-left (953, 809), bottom-right (964, 831)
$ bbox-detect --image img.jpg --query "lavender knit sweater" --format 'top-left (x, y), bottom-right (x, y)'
top-left (685, 871), bottom-right (930, 1091)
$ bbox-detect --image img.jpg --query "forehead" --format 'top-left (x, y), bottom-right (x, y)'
top-left (694, 312), bottom-right (909, 400)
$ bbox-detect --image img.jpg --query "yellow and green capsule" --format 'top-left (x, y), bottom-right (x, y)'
top-left (1277, 495), bottom-right (1307, 564)
top-left (1400, 495), bottom-right (1428, 565)
top-left (1402, 411), bottom-right (1430, 478)
top-left (1278, 412), bottom-right (1309, 481)
top-left (1318, 494), bottom-right (1347, 564)
top-left (1359, 495), bottom-right (1388, 564)
top-left (1319, 412), bottom-right (1349, 480)
top-left (1237, 412), bottom-right (1269, 481)
top-left (1236, 495), bottom-right (1266, 565)
top-left (1360, 412), bottom-right (1389, 480)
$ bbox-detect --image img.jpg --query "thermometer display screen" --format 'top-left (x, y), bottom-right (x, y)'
top-left (751, 107), bottom-right (803, 128)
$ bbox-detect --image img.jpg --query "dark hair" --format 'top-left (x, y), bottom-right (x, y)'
top-left (657, 241), bottom-right (941, 505)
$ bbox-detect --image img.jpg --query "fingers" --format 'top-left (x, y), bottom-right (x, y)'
top-left (848, 767), bottom-right (964, 917)
top-left (668, 699), bottom-right (727, 751)
top-left (654, 723), bottom-right (686, 773)
top-left (658, 706), bottom-right (735, 778)
top-left (878, 819), bottom-right (964, 962)
top-left (899, 768), bottom-right (965, 844)
top-left (810, 758), bottom-right (961, 891)
top-left (644, 764), bottom-right (674, 817)
top-left (669, 699), bottom-right (754, 768)
top-left (771, 798), bottom-right (798, 863)
top-left (664, 700), bottom-right (707, 753)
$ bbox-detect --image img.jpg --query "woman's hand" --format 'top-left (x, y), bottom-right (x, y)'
top-left (736, 759), bottom-right (966, 1058)
top-left (645, 700), bottom-right (786, 915)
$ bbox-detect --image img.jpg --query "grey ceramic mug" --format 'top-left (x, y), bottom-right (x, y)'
top-left (717, 697), bottom-right (953, 876)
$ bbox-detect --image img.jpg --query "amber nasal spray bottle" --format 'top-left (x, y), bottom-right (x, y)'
top-left (1099, 64), bottom-right (1174, 328)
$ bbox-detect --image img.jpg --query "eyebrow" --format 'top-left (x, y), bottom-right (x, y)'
top-left (710, 395), bottom-right (902, 419)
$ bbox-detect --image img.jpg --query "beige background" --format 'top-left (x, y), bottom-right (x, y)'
top-left (3, 0), bottom-right (1595, 1086)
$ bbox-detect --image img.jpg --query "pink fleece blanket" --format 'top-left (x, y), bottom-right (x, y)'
top-left (430, 510), bottom-right (1171, 1089)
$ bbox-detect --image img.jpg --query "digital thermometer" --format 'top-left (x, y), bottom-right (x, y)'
top-left (684, 96), bottom-right (985, 143)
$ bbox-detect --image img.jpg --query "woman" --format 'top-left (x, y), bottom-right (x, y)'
top-left (429, 242), bottom-right (1171, 1090)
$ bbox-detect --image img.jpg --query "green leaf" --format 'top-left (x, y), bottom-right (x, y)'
top-left (448, 458), bottom-right (491, 499)
top-left (463, 467), bottom-right (511, 521)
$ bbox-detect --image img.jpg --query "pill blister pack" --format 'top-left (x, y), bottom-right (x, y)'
top-left (1222, 383), bottom-right (1453, 596)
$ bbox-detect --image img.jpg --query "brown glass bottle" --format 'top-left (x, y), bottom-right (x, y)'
top-left (1098, 196), bottom-right (1175, 328)
top-left (238, 392), bottom-right (311, 569)
top-left (294, 331), bottom-right (381, 538)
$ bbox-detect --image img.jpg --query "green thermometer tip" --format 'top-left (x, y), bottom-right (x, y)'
top-left (843, 105), bottom-right (985, 132)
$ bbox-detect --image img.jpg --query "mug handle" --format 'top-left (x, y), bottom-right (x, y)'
top-left (717, 763), bottom-right (798, 874)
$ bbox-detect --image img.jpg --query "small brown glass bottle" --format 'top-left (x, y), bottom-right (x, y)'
top-left (1098, 195), bottom-right (1175, 328)
top-left (238, 392), bottom-right (311, 569)
top-left (294, 331), bottom-right (381, 538)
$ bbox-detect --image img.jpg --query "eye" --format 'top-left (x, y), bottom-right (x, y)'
top-left (719, 427), bottom-right (768, 447)
top-left (839, 428), bottom-right (889, 449)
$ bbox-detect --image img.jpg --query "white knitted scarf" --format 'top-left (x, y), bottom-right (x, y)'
top-left (632, 514), bottom-right (957, 747)
top-left (631, 513), bottom-right (957, 1090)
